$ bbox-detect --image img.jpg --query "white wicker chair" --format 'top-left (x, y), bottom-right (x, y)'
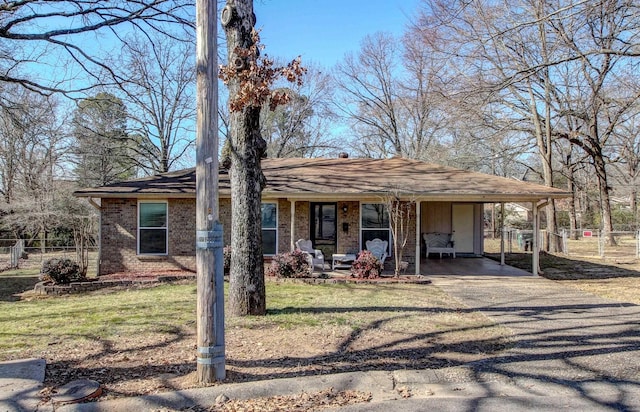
top-left (295, 239), bottom-right (326, 271)
top-left (365, 238), bottom-right (388, 268)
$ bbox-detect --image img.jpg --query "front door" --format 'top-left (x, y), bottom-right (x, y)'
top-left (310, 203), bottom-right (337, 259)
top-left (452, 203), bottom-right (475, 254)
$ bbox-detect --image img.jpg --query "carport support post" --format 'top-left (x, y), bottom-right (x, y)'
top-left (500, 202), bottom-right (505, 266)
top-left (532, 201), bottom-right (539, 276)
top-left (290, 200), bottom-right (296, 251)
top-left (415, 200), bottom-right (421, 275)
top-left (195, 0), bottom-right (225, 383)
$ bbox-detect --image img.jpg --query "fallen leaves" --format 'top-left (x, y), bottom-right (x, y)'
top-left (212, 388), bottom-right (371, 412)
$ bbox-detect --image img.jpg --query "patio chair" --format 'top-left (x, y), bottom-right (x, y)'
top-left (295, 239), bottom-right (326, 271)
top-left (424, 232), bottom-right (455, 258)
top-left (365, 238), bottom-right (388, 268)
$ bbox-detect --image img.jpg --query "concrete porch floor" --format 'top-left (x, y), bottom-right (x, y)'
top-left (319, 256), bottom-right (533, 277)
top-left (419, 256), bottom-right (533, 276)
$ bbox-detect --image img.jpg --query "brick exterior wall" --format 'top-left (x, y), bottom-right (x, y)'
top-left (99, 198), bottom-right (197, 275)
top-left (220, 198), bottom-right (232, 246)
top-left (337, 201), bottom-right (360, 254)
top-left (277, 198), bottom-right (291, 254)
top-left (404, 201), bottom-right (418, 272)
top-left (293, 201), bottom-right (310, 247)
top-left (99, 197), bottom-right (420, 275)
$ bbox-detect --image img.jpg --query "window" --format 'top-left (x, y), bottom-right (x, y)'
top-left (261, 203), bottom-right (277, 255)
top-left (138, 201), bottom-right (168, 255)
top-left (361, 203), bottom-right (391, 253)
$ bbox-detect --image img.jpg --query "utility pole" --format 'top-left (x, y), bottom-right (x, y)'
top-left (195, 0), bottom-right (225, 382)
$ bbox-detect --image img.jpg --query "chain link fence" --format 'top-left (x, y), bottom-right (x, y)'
top-left (559, 230), bottom-right (639, 261)
top-left (484, 229), bottom-right (543, 254)
top-left (484, 229), bottom-right (640, 262)
top-left (0, 239), bottom-right (98, 275)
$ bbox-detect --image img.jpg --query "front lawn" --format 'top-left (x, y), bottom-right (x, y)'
top-left (0, 280), bottom-right (511, 399)
top-left (486, 252), bottom-right (640, 304)
top-left (0, 268), bottom-right (41, 302)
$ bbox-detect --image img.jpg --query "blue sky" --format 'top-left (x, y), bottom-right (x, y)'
top-left (253, 0), bottom-right (422, 68)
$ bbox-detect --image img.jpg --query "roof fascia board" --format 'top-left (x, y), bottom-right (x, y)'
top-left (73, 192), bottom-right (197, 199)
top-left (77, 192), bottom-right (570, 203)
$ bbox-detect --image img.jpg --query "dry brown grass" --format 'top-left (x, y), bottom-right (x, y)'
top-left (485, 246), bottom-right (640, 305)
top-left (1, 280), bottom-right (512, 401)
top-left (566, 277), bottom-right (640, 305)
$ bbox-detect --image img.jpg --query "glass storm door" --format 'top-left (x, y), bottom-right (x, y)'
top-left (311, 203), bottom-right (336, 258)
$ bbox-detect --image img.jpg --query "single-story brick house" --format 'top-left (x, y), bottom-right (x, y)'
top-left (74, 156), bottom-right (570, 276)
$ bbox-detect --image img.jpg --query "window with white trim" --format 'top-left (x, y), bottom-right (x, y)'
top-left (138, 201), bottom-right (168, 255)
top-left (361, 203), bottom-right (391, 253)
top-left (261, 202), bottom-right (277, 255)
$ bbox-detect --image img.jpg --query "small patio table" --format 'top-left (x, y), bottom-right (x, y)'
top-left (332, 253), bottom-right (356, 270)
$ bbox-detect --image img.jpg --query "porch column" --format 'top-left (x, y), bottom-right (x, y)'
top-left (532, 201), bottom-right (539, 276)
top-left (500, 202), bottom-right (505, 266)
top-left (415, 201), bottom-right (421, 275)
top-left (290, 200), bottom-right (296, 251)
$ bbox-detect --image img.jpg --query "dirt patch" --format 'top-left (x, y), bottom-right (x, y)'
top-left (38, 313), bottom-right (507, 403)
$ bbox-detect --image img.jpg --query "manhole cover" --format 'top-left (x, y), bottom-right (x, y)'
top-left (53, 379), bottom-right (102, 404)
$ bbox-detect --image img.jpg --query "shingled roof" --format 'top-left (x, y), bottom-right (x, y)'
top-left (73, 157), bottom-right (570, 202)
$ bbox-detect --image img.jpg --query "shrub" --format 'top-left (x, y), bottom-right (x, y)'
top-left (266, 250), bottom-right (311, 278)
top-left (40, 258), bottom-right (85, 285)
top-left (223, 246), bottom-right (231, 275)
top-left (350, 250), bottom-right (383, 279)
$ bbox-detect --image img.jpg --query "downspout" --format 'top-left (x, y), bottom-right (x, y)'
top-left (87, 197), bottom-right (101, 211)
top-left (87, 197), bottom-right (102, 276)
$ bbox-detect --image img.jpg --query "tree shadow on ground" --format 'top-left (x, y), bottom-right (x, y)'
top-left (0, 275), bottom-right (39, 302)
top-left (486, 252), bottom-right (640, 280)
top-left (461, 301), bottom-right (640, 410)
top-left (38, 297), bottom-right (640, 411)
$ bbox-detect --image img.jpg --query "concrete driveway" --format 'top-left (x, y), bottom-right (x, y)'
top-left (424, 275), bottom-right (640, 410)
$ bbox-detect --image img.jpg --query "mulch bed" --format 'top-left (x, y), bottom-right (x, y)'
top-left (101, 271), bottom-right (430, 285)
top-left (99, 270), bottom-right (196, 281)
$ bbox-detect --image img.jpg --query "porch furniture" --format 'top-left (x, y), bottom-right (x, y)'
top-left (295, 239), bottom-right (326, 271)
top-left (424, 233), bottom-right (456, 258)
top-left (332, 253), bottom-right (356, 270)
top-left (365, 238), bottom-right (388, 268)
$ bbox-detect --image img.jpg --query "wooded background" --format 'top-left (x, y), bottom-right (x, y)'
top-left (1, 0), bottom-right (639, 253)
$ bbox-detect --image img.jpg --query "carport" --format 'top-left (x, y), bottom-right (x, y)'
top-left (419, 256), bottom-right (533, 277)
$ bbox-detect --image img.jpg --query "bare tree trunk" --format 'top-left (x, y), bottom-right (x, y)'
top-left (568, 178), bottom-right (579, 240)
top-left (223, 0), bottom-right (267, 316)
top-left (631, 191), bottom-right (638, 232)
top-left (229, 107), bottom-right (266, 316)
top-left (594, 153), bottom-right (616, 245)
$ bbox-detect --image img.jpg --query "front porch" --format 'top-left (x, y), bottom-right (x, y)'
top-left (321, 256), bottom-right (533, 277)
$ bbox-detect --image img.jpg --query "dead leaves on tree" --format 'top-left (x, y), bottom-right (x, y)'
top-left (219, 31), bottom-right (306, 113)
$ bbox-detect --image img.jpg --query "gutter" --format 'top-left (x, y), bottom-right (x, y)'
top-left (87, 197), bottom-right (101, 210)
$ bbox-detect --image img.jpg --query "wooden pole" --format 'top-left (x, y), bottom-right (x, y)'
top-left (195, 0), bottom-right (225, 382)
